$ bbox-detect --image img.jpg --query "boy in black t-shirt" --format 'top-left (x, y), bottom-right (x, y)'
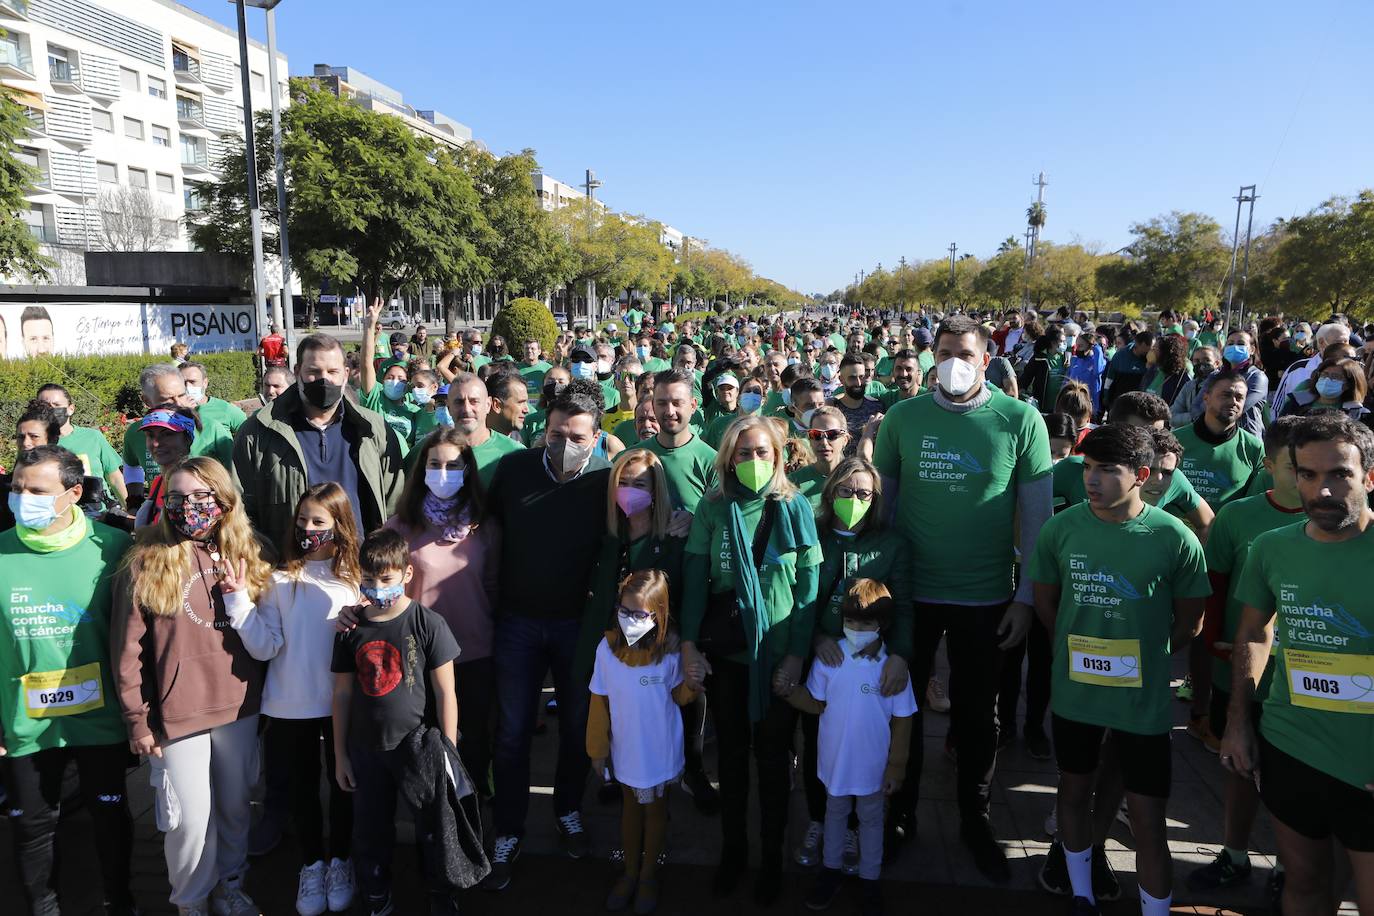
top-left (332, 528), bottom-right (461, 916)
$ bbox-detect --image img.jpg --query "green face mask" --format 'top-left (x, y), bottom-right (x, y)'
top-left (734, 458), bottom-right (773, 493)
top-left (832, 496), bottom-right (871, 529)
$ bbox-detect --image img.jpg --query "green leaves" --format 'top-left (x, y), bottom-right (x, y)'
top-left (0, 88), bottom-right (52, 279)
top-left (1269, 192), bottom-right (1374, 319)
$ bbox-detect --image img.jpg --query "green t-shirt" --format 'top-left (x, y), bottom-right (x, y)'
top-left (59, 426), bottom-right (121, 482)
top-left (812, 527), bottom-right (915, 658)
top-left (600, 379), bottom-right (621, 412)
top-left (637, 435), bottom-right (717, 512)
top-left (195, 396), bottom-right (247, 435)
top-left (917, 349), bottom-right (935, 376)
top-left (471, 429), bottom-right (525, 490)
top-left (1204, 492), bottom-right (1304, 692)
top-left (788, 464), bottom-right (827, 514)
top-left (864, 380), bottom-right (889, 398)
top-left (875, 356), bottom-right (894, 380)
top-left (703, 410), bottom-right (753, 449)
top-left (519, 360), bottom-right (552, 395)
top-left (878, 387), bottom-right (916, 410)
top-left (624, 308), bottom-right (645, 332)
top-left (0, 519), bottom-right (132, 757)
top-left (121, 418), bottom-right (234, 481)
top-left (1053, 455), bottom-right (1202, 520)
top-left (524, 408), bottom-right (547, 445)
top-left (470, 353), bottom-right (492, 372)
top-left (360, 382), bottom-right (422, 446)
top-left (642, 357), bottom-right (671, 374)
top-left (1173, 423), bottom-right (1264, 510)
top-left (1028, 502), bottom-right (1210, 734)
top-left (1234, 522), bottom-right (1374, 790)
top-left (873, 388), bottom-right (1052, 603)
top-left (611, 417), bottom-right (639, 448)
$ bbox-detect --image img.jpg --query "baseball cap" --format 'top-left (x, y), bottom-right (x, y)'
top-left (914, 328), bottom-right (934, 346)
top-left (570, 344), bottom-right (596, 363)
top-left (140, 409), bottom-right (196, 437)
top-left (714, 373), bottom-right (740, 389)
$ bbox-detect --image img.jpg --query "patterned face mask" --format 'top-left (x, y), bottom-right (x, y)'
top-left (171, 501), bottom-right (223, 540)
top-left (296, 526), bottom-right (335, 553)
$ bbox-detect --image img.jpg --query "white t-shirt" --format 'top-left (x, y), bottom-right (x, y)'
top-left (588, 638), bottom-right (685, 790)
top-left (806, 641), bottom-right (918, 797)
top-left (228, 560), bottom-right (359, 719)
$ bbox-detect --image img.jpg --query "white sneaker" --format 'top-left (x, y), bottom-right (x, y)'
top-left (841, 828), bottom-right (860, 876)
top-left (210, 875), bottom-right (260, 916)
top-left (325, 858), bottom-right (355, 912)
top-left (178, 904), bottom-right (209, 916)
top-left (296, 861), bottom-right (327, 916)
top-left (794, 820), bottom-right (823, 866)
top-left (926, 676), bottom-right (951, 713)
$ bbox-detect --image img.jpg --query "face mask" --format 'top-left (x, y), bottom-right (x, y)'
top-left (780, 389), bottom-right (793, 406)
top-left (185, 384), bottom-right (204, 401)
top-left (739, 392), bottom-right (763, 413)
top-left (426, 467), bottom-right (465, 499)
top-left (636, 345), bottom-right (650, 360)
top-left (361, 583), bottom-right (405, 607)
top-left (615, 485), bottom-right (653, 516)
top-left (819, 363), bottom-right (837, 380)
top-left (9, 491), bottom-right (65, 530)
top-left (547, 438), bottom-right (593, 475)
top-left (800, 407), bottom-right (817, 428)
top-left (1294, 332), bottom-right (1309, 343)
top-left (843, 627), bottom-right (880, 651)
top-left (382, 379), bottom-right (407, 401)
top-left (296, 526), bottom-right (335, 553)
top-left (570, 361), bottom-right (596, 380)
top-left (595, 359), bottom-right (613, 376)
top-left (171, 501), bottom-right (223, 540)
top-left (1185, 330), bottom-right (1197, 340)
top-left (470, 345), bottom-right (482, 356)
top-left (300, 378), bottom-right (344, 410)
top-left (1315, 377), bottom-right (1345, 398)
top-left (392, 348), bottom-right (406, 361)
top-left (434, 406), bottom-right (452, 427)
top-left (832, 496), bottom-right (871, 529)
top-left (1223, 344), bottom-right (1250, 365)
top-left (735, 457), bottom-right (773, 493)
top-left (411, 388), bottom-right (433, 406)
top-left (936, 357), bottom-right (979, 397)
top-left (786, 357), bottom-right (800, 367)
top-left (617, 611), bottom-right (656, 647)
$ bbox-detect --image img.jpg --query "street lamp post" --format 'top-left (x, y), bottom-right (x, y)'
top-left (232, 0), bottom-right (271, 342)
top-left (263, 3), bottom-right (294, 357)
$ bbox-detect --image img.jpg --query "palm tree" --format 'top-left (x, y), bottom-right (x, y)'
top-left (997, 235), bottom-right (1021, 254)
top-left (1026, 201), bottom-right (1047, 231)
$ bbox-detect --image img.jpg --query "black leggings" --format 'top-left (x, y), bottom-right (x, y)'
top-left (707, 656), bottom-right (797, 863)
top-left (2, 742), bottom-right (134, 915)
top-left (268, 716), bottom-right (353, 864)
top-left (998, 613), bottom-right (1052, 739)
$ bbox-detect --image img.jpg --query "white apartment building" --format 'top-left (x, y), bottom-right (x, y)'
top-left (4, 0), bottom-right (285, 265)
top-left (308, 64), bottom-right (476, 153)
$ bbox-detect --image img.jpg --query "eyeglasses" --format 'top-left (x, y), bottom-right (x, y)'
top-left (834, 486), bottom-right (874, 500)
top-left (165, 490), bottom-right (217, 510)
top-left (615, 604), bottom-right (653, 621)
top-left (807, 428), bottom-right (846, 442)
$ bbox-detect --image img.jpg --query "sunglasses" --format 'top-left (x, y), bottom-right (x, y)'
top-left (807, 428), bottom-right (846, 442)
top-left (834, 486), bottom-right (874, 500)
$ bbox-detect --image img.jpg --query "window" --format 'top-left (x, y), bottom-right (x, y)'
top-left (184, 184), bottom-right (203, 211)
top-left (156, 172), bottom-right (174, 193)
top-left (152, 124), bottom-right (170, 147)
top-left (180, 134), bottom-right (206, 167)
top-left (148, 76), bottom-right (166, 99)
top-left (48, 47), bottom-right (73, 83)
top-left (160, 218), bottom-right (179, 236)
top-left (96, 161), bottom-right (117, 183)
top-left (128, 167), bottom-right (148, 189)
top-left (123, 117), bottom-right (143, 140)
top-left (119, 67), bottom-right (138, 92)
top-left (251, 70), bottom-right (265, 92)
top-left (235, 105), bottom-right (244, 125)
top-left (92, 109), bottom-right (113, 132)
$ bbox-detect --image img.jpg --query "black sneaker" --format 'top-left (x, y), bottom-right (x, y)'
top-left (753, 855), bottom-right (782, 907)
top-left (1187, 847), bottom-right (1253, 891)
top-left (365, 893), bottom-right (395, 916)
top-left (482, 835), bottom-right (520, 891)
top-left (1039, 839), bottom-right (1071, 896)
top-left (556, 810), bottom-right (590, 859)
top-left (858, 878), bottom-right (883, 916)
top-left (1025, 730), bottom-right (1053, 760)
top-left (680, 767), bottom-right (721, 815)
top-left (804, 867), bottom-right (842, 911)
top-left (1069, 896), bottom-right (1100, 916)
top-left (960, 815), bottom-right (1010, 884)
top-left (1091, 846), bottom-right (1120, 902)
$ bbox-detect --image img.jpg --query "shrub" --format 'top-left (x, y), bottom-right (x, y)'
top-left (0, 351), bottom-right (257, 470)
top-left (490, 297), bottom-right (558, 357)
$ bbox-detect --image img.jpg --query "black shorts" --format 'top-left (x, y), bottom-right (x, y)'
top-left (1209, 686), bottom-right (1262, 739)
top-left (1051, 713), bottom-right (1172, 799)
top-left (1259, 737), bottom-right (1374, 852)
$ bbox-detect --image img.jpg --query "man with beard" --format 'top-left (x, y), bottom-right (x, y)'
top-left (830, 352), bottom-right (884, 456)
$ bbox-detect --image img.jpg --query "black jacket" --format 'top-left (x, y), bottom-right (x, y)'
top-left (396, 725), bottom-right (490, 892)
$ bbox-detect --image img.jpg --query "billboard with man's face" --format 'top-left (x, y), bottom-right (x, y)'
top-left (0, 301), bottom-right (258, 358)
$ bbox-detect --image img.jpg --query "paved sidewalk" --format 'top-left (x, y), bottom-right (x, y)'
top-left (5, 654), bottom-right (1359, 914)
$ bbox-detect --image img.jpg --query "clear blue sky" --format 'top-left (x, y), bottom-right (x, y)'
top-left (186, 0), bottom-right (1373, 296)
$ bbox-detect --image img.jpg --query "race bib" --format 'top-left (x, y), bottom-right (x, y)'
top-left (21, 662), bottom-right (105, 718)
top-left (1284, 649), bottom-right (1374, 715)
top-left (1067, 635), bottom-right (1142, 688)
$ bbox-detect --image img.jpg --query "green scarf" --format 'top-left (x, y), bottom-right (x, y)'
top-left (15, 505), bottom-right (89, 553)
top-left (728, 495), bottom-right (773, 723)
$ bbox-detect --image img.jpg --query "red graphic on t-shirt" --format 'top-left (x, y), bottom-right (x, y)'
top-left (356, 640), bottom-right (403, 697)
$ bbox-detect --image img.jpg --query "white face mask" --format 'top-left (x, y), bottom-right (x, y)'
top-left (618, 612), bottom-right (656, 647)
top-left (425, 467), bottom-right (464, 499)
top-left (936, 357), bottom-right (979, 397)
top-left (843, 627), bottom-right (880, 651)
top-left (185, 384), bottom-right (204, 402)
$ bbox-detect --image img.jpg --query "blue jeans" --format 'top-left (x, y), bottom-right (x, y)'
top-left (492, 615), bottom-right (590, 837)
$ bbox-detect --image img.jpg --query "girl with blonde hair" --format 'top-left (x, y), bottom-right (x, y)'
top-left (112, 456), bottom-right (273, 916)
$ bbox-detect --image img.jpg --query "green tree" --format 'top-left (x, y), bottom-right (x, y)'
top-left (185, 109), bottom-right (278, 258)
top-left (1270, 192), bottom-right (1374, 319)
top-left (1032, 243), bottom-right (1103, 313)
top-left (0, 88), bottom-right (51, 279)
top-left (1094, 211), bottom-right (1227, 313)
top-left (972, 248), bottom-right (1024, 310)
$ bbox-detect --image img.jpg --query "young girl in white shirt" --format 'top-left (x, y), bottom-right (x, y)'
top-left (228, 482), bottom-right (362, 916)
top-left (788, 578), bottom-right (916, 916)
top-left (587, 570), bottom-right (700, 915)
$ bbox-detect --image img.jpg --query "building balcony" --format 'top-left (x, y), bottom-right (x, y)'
top-left (172, 51), bottom-right (204, 87)
top-left (48, 58), bottom-right (80, 89)
top-left (176, 98), bottom-right (207, 129)
top-left (28, 223), bottom-right (54, 243)
top-left (0, 41), bottom-right (33, 78)
top-left (0, 0), bottom-right (30, 20)
top-left (23, 106), bottom-right (44, 135)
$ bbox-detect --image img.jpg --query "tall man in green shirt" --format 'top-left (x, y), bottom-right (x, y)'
top-left (447, 373), bottom-right (523, 488)
top-left (1173, 367), bottom-right (1265, 511)
top-left (1221, 413), bottom-right (1374, 916)
top-left (517, 339), bottom-right (552, 395)
top-left (637, 368), bottom-right (718, 513)
top-left (0, 445), bottom-right (137, 914)
top-left (872, 315), bottom-right (1052, 880)
top-left (1029, 425), bottom-right (1209, 916)
top-left (36, 382), bottom-right (128, 504)
top-left (179, 361), bottom-right (248, 434)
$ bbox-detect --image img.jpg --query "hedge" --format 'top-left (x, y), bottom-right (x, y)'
top-left (0, 351), bottom-right (258, 469)
top-left (490, 297), bottom-right (558, 356)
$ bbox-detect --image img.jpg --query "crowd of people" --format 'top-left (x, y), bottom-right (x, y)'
top-left (1, 298), bottom-right (1371, 916)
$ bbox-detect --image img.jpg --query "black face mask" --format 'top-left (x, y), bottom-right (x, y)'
top-left (542, 380), bottom-right (567, 402)
top-left (300, 378), bottom-right (343, 410)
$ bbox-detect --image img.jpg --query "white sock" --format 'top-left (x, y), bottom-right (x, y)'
top-left (1139, 885), bottom-right (1172, 916)
top-left (1065, 845), bottom-right (1093, 903)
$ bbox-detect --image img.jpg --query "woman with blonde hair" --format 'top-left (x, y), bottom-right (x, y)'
top-left (680, 414), bottom-right (821, 904)
top-left (112, 456), bottom-right (274, 916)
top-left (787, 405), bottom-right (850, 512)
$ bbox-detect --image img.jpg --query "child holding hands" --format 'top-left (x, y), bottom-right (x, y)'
top-left (587, 570), bottom-right (700, 914)
top-left (787, 579), bottom-right (916, 916)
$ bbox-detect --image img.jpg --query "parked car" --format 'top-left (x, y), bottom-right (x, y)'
top-left (380, 307), bottom-right (411, 329)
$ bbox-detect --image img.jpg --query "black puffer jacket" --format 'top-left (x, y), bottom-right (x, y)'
top-left (397, 725), bottom-right (490, 891)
